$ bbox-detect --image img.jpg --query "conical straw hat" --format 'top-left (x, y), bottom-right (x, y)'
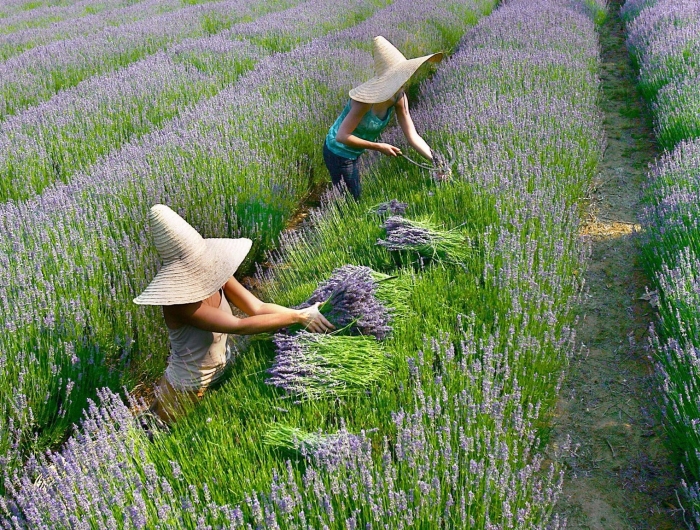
top-left (348, 36), bottom-right (443, 104)
top-left (134, 204), bottom-right (252, 306)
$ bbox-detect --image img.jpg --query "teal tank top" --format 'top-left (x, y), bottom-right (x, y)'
top-left (325, 100), bottom-right (395, 160)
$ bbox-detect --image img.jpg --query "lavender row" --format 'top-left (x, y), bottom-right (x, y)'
top-left (231, 0), bottom-right (390, 53)
top-left (327, 0), bottom-right (494, 61)
top-left (244, 0), bottom-right (601, 521)
top-left (624, 0), bottom-right (700, 149)
top-left (0, 0), bottom-right (134, 34)
top-left (0, 0), bottom-right (487, 483)
top-left (0, 0), bottom-right (190, 61)
top-left (625, 0), bottom-right (700, 520)
top-left (0, 0), bottom-right (301, 119)
top-left (637, 138), bottom-right (700, 518)
top-left (0, 44), bottom-right (259, 202)
top-left (0, 0), bottom-right (88, 18)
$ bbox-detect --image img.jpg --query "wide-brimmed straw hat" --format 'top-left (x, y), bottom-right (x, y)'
top-left (134, 204), bottom-right (252, 306)
top-left (348, 36), bottom-right (443, 104)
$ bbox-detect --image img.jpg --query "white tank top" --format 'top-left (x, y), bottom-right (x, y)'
top-left (164, 289), bottom-right (232, 391)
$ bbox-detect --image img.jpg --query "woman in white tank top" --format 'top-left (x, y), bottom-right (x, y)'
top-left (133, 204), bottom-right (333, 424)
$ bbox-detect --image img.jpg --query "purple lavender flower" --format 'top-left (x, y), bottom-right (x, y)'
top-left (371, 199), bottom-right (409, 216)
top-left (297, 265), bottom-right (392, 339)
top-left (377, 216), bottom-right (472, 263)
top-left (267, 332), bottom-right (388, 400)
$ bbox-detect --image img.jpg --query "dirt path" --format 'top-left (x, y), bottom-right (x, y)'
top-left (549, 3), bottom-right (686, 528)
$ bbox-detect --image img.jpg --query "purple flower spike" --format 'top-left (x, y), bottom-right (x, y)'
top-left (299, 265), bottom-right (393, 340)
top-left (372, 199), bottom-right (409, 216)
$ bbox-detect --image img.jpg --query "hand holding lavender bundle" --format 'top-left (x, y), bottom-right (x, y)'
top-left (431, 150), bottom-right (453, 183)
top-left (377, 216), bottom-right (472, 264)
top-left (267, 332), bottom-right (389, 401)
top-left (295, 265), bottom-right (394, 339)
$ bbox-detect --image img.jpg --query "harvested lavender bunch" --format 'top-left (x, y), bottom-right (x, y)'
top-left (263, 424), bottom-right (324, 451)
top-left (377, 216), bottom-right (471, 264)
top-left (263, 424), bottom-right (371, 473)
top-left (431, 150), bottom-right (453, 183)
top-left (374, 270), bottom-right (414, 320)
top-left (369, 199), bottom-right (409, 216)
top-left (268, 332), bottom-right (389, 401)
top-left (263, 424), bottom-right (364, 458)
top-left (298, 265), bottom-right (393, 339)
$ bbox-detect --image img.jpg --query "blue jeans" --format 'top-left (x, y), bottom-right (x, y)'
top-left (323, 141), bottom-right (361, 199)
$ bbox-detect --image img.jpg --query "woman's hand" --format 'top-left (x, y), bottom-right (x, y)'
top-left (376, 143), bottom-right (402, 157)
top-left (297, 303), bottom-right (335, 333)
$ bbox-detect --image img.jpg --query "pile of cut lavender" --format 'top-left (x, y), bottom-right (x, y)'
top-left (296, 265), bottom-right (395, 339)
top-left (267, 332), bottom-right (389, 400)
top-left (377, 216), bottom-right (471, 264)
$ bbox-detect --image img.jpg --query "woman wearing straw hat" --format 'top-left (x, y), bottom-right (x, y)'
top-left (134, 204), bottom-right (334, 424)
top-left (323, 36), bottom-right (443, 199)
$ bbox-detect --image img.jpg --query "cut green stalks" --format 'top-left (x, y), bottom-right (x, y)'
top-left (267, 333), bottom-right (390, 401)
top-left (378, 215), bottom-right (474, 265)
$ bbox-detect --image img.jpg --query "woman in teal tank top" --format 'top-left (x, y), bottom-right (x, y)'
top-left (323, 36), bottom-right (443, 199)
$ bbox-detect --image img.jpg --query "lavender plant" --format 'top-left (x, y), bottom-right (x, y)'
top-left (654, 74), bottom-right (700, 148)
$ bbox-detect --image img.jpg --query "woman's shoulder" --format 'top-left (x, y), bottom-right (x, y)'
top-left (349, 98), bottom-right (372, 111)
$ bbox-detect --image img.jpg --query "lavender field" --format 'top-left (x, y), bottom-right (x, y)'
top-left (12, 0), bottom-right (696, 527)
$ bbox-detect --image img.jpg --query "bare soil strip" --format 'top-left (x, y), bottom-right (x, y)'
top-left (550, 3), bottom-right (686, 528)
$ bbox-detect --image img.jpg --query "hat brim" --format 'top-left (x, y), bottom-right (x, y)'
top-left (349, 52), bottom-right (443, 104)
top-left (133, 238), bottom-right (253, 306)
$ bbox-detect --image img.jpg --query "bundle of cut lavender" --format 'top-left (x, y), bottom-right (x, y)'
top-left (377, 216), bottom-right (472, 264)
top-left (368, 199), bottom-right (409, 217)
top-left (431, 150), bottom-right (453, 183)
top-left (267, 332), bottom-right (389, 401)
top-left (262, 424), bottom-right (324, 451)
top-left (295, 265), bottom-right (395, 339)
top-left (262, 423), bottom-right (363, 454)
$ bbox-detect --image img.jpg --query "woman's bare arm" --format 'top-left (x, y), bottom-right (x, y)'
top-left (395, 94), bottom-right (432, 160)
top-left (164, 277), bottom-right (334, 334)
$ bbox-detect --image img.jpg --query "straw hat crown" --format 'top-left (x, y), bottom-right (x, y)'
top-left (134, 204), bottom-right (252, 306)
top-left (151, 205), bottom-right (207, 264)
top-left (373, 36), bottom-right (408, 76)
top-left (348, 36), bottom-right (443, 104)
